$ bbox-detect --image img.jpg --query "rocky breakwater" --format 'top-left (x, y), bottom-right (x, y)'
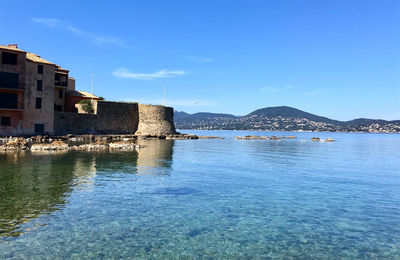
top-left (135, 104), bottom-right (177, 136)
top-left (235, 135), bottom-right (297, 140)
top-left (0, 138), bottom-right (140, 152)
top-left (165, 134), bottom-right (224, 140)
top-left (311, 137), bottom-right (335, 142)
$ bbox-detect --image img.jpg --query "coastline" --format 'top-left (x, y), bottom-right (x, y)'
top-left (0, 133), bottom-right (223, 152)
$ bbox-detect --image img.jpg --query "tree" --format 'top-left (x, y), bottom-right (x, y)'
top-left (77, 100), bottom-right (94, 114)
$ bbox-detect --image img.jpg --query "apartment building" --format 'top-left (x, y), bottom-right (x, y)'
top-left (0, 44), bottom-right (78, 136)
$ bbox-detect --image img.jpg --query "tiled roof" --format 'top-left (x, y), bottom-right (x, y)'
top-left (0, 45), bottom-right (26, 53)
top-left (0, 45), bottom-right (56, 65)
top-left (26, 52), bottom-right (55, 65)
top-left (67, 90), bottom-right (99, 99)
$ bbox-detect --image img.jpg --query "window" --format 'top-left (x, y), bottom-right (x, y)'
top-left (54, 104), bottom-right (62, 111)
top-left (59, 89), bottom-right (63, 98)
top-left (37, 65), bottom-right (43, 74)
top-left (34, 124), bottom-right (45, 134)
top-left (37, 80), bottom-right (42, 91)
top-left (0, 92), bottom-right (18, 109)
top-left (1, 117), bottom-right (11, 126)
top-left (35, 97), bottom-right (42, 109)
top-left (0, 72), bottom-right (19, 89)
top-left (2, 52), bottom-right (17, 65)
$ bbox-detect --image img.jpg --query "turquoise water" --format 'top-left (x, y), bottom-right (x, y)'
top-left (0, 131), bottom-right (399, 259)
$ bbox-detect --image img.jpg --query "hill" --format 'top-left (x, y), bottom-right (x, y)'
top-left (174, 106), bottom-right (400, 133)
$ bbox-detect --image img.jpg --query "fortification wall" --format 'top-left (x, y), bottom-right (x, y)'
top-left (135, 104), bottom-right (177, 136)
top-left (54, 112), bottom-right (97, 135)
top-left (96, 101), bottom-right (139, 134)
top-left (54, 101), bottom-right (139, 135)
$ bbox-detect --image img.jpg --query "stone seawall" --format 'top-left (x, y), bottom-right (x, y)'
top-left (96, 101), bottom-right (139, 134)
top-left (54, 101), bottom-right (139, 135)
top-left (54, 112), bottom-right (97, 135)
top-left (54, 102), bottom-right (177, 136)
top-left (135, 104), bottom-right (177, 136)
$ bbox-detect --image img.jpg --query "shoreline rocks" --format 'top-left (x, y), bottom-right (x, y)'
top-left (0, 134), bottom-right (335, 152)
top-left (31, 141), bottom-right (69, 151)
top-left (0, 133), bottom-right (224, 152)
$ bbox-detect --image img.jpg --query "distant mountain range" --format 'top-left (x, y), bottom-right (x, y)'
top-left (174, 106), bottom-right (400, 133)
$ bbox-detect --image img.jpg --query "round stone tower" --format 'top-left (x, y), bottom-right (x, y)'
top-left (135, 104), bottom-right (177, 136)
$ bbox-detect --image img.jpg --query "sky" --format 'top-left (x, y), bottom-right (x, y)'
top-left (1, 0), bottom-right (399, 120)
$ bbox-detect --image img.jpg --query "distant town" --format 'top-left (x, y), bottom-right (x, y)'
top-left (174, 106), bottom-right (400, 133)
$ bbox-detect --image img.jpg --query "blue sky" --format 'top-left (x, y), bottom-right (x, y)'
top-left (1, 0), bottom-right (399, 120)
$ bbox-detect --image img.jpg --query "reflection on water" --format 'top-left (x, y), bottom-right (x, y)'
top-left (0, 133), bottom-right (399, 258)
top-left (0, 140), bottom-right (175, 240)
top-left (136, 139), bottom-right (174, 174)
top-left (0, 152), bottom-right (78, 239)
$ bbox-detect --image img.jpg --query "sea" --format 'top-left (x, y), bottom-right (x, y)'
top-left (0, 130), bottom-right (399, 259)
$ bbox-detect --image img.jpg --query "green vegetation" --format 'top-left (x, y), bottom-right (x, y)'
top-left (77, 99), bottom-right (94, 114)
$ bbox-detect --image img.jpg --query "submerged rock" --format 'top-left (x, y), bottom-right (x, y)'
top-left (235, 135), bottom-right (267, 140)
top-left (109, 141), bottom-right (139, 150)
top-left (197, 136), bottom-right (225, 139)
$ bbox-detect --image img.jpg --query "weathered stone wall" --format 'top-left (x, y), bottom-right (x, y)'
top-left (54, 112), bottom-right (97, 135)
top-left (54, 101), bottom-right (138, 135)
top-left (96, 101), bottom-right (138, 134)
top-left (135, 104), bottom-right (177, 136)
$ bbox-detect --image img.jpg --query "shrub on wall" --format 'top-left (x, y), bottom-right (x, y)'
top-left (77, 100), bottom-right (94, 114)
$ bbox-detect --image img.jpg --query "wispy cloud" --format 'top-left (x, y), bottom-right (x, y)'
top-left (123, 98), bottom-right (214, 107)
top-left (304, 88), bottom-right (326, 96)
top-left (113, 68), bottom-right (187, 80)
top-left (259, 86), bottom-right (278, 93)
top-left (32, 17), bottom-right (132, 48)
top-left (32, 18), bottom-right (60, 27)
top-left (186, 56), bottom-right (215, 63)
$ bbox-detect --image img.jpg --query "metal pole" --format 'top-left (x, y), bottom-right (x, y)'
top-left (91, 72), bottom-right (94, 102)
top-left (163, 84), bottom-right (166, 106)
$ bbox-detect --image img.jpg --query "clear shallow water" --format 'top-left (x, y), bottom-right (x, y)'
top-left (0, 131), bottom-right (399, 259)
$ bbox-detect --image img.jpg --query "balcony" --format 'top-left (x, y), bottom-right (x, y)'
top-left (0, 71), bottom-right (23, 91)
top-left (0, 102), bottom-right (24, 111)
top-left (0, 92), bottom-right (24, 110)
top-left (55, 71), bottom-right (68, 87)
top-left (55, 80), bottom-right (68, 87)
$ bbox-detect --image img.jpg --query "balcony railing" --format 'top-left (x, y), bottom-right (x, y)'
top-left (55, 80), bottom-right (68, 87)
top-left (0, 103), bottom-right (24, 110)
top-left (0, 85), bottom-right (24, 91)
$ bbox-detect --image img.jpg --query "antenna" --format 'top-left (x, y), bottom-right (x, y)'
top-left (91, 72), bottom-right (94, 102)
top-left (163, 84), bottom-right (166, 106)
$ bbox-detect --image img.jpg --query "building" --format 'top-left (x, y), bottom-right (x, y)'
top-left (1, 45), bottom-right (176, 137)
top-left (0, 44), bottom-right (97, 136)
